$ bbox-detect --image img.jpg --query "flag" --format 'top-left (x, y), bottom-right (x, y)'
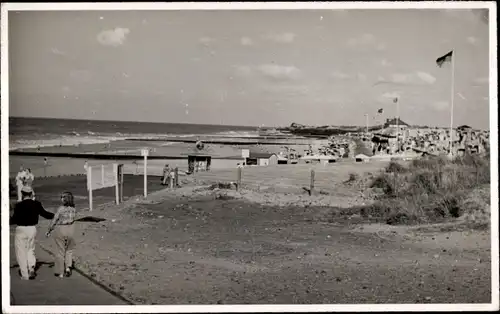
top-left (378, 108), bottom-right (383, 114)
top-left (393, 97), bottom-right (398, 103)
top-left (436, 50), bottom-right (453, 68)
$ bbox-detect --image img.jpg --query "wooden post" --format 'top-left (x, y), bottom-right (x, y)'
top-left (174, 167), bottom-right (179, 188)
top-left (88, 166), bottom-right (93, 211)
top-left (120, 165), bottom-right (124, 202)
top-left (114, 163), bottom-right (119, 205)
top-left (143, 155), bottom-right (148, 197)
top-left (310, 169), bottom-right (315, 195)
top-left (237, 167), bottom-right (242, 191)
top-left (101, 164), bottom-right (105, 186)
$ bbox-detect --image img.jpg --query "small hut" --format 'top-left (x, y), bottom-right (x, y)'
top-left (187, 154), bottom-right (212, 173)
top-left (355, 154), bottom-right (370, 163)
top-left (245, 152), bottom-right (278, 166)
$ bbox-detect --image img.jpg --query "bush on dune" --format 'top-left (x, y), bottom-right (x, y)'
top-left (360, 152), bottom-right (491, 225)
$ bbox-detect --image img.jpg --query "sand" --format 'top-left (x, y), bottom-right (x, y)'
top-left (8, 137), bottom-right (327, 179)
top-left (8, 138), bottom-right (492, 305)
top-left (24, 184), bottom-right (490, 305)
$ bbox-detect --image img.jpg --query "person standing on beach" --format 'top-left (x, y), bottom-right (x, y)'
top-left (9, 186), bottom-right (55, 280)
top-left (162, 164), bottom-right (170, 186)
top-left (46, 192), bottom-right (77, 278)
top-left (15, 167), bottom-right (26, 202)
top-left (24, 168), bottom-right (35, 199)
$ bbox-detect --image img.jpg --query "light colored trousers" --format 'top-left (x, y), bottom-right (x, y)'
top-left (53, 224), bottom-right (76, 275)
top-left (15, 226), bottom-right (37, 278)
top-left (16, 184), bottom-right (22, 202)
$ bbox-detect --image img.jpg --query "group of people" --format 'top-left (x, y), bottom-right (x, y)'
top-left (10, 184), bottom-right (78, 281)
top-left (161, 164), bottom-right (176, 187)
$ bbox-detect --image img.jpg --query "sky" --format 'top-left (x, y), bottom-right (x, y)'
top-left (7, 8), bottom-right (491, 128)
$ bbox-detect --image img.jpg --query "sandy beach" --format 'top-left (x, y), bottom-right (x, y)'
top-left (9, 137), bottom-right (330, 179)
top-left (17, 176), bottom-right (490, 305)
top-left (8, 155), bottom-right (491, 304)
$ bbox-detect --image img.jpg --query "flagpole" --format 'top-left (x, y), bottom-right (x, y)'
top-left (449, 50), bottom-right (455, 156)
top-left (396, 98), bottom-right (400, 153)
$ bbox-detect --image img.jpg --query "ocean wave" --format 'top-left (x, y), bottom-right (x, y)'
top-left (9, 135), bottom-right (121, 150)
top-left (211, 131), bottom-right (258, 138)
top-left (9, 130), bottom-right (260, 150)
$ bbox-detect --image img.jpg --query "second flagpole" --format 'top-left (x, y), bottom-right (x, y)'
top-left (449, 50), bottom-right (455, 157)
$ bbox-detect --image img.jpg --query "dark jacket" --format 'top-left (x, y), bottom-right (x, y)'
top-left (10, 199), bottom-right (55, 226)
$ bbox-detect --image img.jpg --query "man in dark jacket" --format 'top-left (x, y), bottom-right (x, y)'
top-left (10, 186), bottom-right (54, 280)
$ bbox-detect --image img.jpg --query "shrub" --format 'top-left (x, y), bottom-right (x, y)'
top-left (209, 182), bottom-right (234, 190)
top-left (385, 161), bottom-right (407, 173)
top-left (369, 173), bottom-right (395, 195)
top-left (360, 153), bottom-right (490, 225)
top-left (344, 172), bottom-right (359, 185)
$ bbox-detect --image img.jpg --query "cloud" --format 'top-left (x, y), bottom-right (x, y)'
top-left (466, 36), bottom-right (478, 45)
top-left (258, 64), bottom-right (301, 80)
top-left (240, 37), bottom-right (254, 46)
top-left (70, 70), bottom-right (92, 82)
top-left (331, 71), bottom-right (350, 80)
top-left (97, 27), bottom-right (130, 47)
top-left (234, 64), bottom-right (301, 81)
top-left (391, 73), bottom-right (408, 84)
top-left (442, 9), bottom-right (481, 23)
top-left (261, 84), bottom-right (310, 97)
top-left (375, 72), bottom-right (436, 86)
top-left (356, 73), bottom-right (367, 81)
top-left (433, 101), bottom-right (449, 111)
top-left (199, 36), bottom-right (215, 45)
top-left (380, 59), bottom-right (392, 67)
top-left (234, 65), bottom-right (252, 77)
top-left (266, 32), bottom-right (296, 43)
top-left (51, 48), bottom-right (66, 56)
top-left (382, 92), bottom-right (401, 99)
top-left (347, 33), bottom-right (376, 46)
top-left (416, 71), bottom-right (437, 84)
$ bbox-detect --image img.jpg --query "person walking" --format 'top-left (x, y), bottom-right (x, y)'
top-left (46, 192), bottom-right (77, 278)
top-left (9, 186), bottom-right (55, 280)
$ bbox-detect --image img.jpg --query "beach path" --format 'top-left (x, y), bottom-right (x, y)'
top-left (8, 229), bottom-right (130, 305)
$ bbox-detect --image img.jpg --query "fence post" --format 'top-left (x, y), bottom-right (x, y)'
top-left (120, 165), bottom-right (124, 202)
top-left (88, 166), bottom-right (93, 211)
top-left (310, 169), bottom-right (315, 195)
top-left (237, 167), bottom-right (242, 191)
top-left (174, 167), bottom-right (179, 188)
top-left (114, 163), bottom-right (119, 205)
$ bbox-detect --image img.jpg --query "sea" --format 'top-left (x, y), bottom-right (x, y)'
top-left (8, 117), bottom-right (259, 150)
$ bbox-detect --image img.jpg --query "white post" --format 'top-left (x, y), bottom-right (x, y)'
top-left (114, 163), bottom-right (119, 205)
top-left (88, 166), bottom-right (93, 211)
top-left (365, 114), bottom-right (369, 133)
top-left (143, 155), bottom-right (148, 197)
top-left (101, 164), bottom-right (105, 186)
top-left (449, 50), bottom-right (455, 156)
top-left (396, 98), bottom-right (400, 153)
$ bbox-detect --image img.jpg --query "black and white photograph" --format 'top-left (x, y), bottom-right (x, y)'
top-left (1, 2), bottom-right (498, 312)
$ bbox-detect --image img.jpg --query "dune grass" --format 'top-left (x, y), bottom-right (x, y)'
top-left (360, 152), bottom-right (491, 225)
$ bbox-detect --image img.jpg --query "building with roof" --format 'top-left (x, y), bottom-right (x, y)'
top-left (384, 118), bottom-right (409, 129)
top-left (245, 152), bottom-right (278, 166)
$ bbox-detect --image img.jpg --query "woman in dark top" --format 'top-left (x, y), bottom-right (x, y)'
top-left (10, 186), bottom-right (54, 280)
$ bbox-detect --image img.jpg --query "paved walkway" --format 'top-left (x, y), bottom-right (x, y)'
top-left (9, 228), bottom-right (130, 305)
